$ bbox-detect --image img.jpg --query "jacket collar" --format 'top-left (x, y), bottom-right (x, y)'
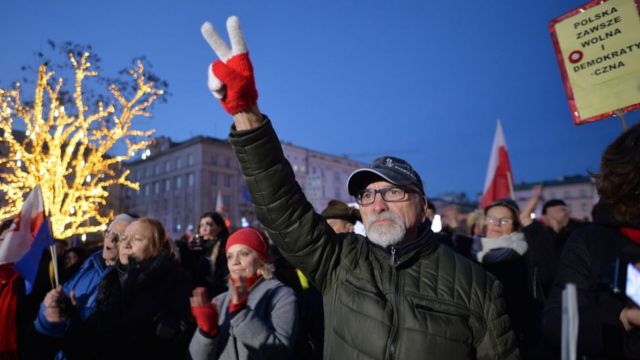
top-left (371, 224), bottom-right (439, 267)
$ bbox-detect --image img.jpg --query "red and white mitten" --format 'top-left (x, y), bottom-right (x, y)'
top-left (191, 303), bottom-right (219, 337)
top-left (201, 16), bottom-right (258, 115)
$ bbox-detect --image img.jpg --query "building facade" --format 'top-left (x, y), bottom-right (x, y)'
top-left (513, 174), bottom-right (597, 221)
top-left (121, 135), bottom-right (365, 238)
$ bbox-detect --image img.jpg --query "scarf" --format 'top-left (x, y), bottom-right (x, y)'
top-left (621, 227), bottom-right (640, 245)
top-left (476, 232), bottom-right (528, 264)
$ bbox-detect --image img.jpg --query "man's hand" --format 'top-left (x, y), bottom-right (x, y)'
top-left (43, 286), bottom-right (76, 323)
top-left (620, 306), bottom-right (640, 331)
top-left (201, 16), bottom-right (263, 129)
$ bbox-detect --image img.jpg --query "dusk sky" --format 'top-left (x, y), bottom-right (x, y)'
top-left (1, 0), bottom-right (638, 198)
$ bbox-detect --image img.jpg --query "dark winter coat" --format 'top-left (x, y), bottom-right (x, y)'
top-left (228, 119), bottom-right (519, 359)
top-left (61, 253), bottom-right (194, 359)
top-left (543, 203), bottom-right (640, 359)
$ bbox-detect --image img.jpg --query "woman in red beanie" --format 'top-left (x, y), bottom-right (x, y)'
top-left (189, 227), bottom-right (298, 360)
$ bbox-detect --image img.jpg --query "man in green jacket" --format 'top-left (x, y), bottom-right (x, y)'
top-left (200, 16), bottom-right (519, 359)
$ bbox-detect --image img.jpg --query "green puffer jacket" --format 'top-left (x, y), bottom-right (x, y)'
top-left (229, 119), bottom-right (519, 360)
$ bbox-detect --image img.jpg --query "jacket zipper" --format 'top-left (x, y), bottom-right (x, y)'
top-left (386, 248), bottom-right (400, 360)
top-left (389, 246), bottom-right (398, 266)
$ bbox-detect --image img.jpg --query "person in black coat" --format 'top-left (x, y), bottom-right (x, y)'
top-left (177, 212), bottom-right (229, 297)
top-left (475, 199), bottom-right (541, 358)
top-left (543, 124), bottom-right (640, 359)
top-left (43, 217), bottom-right (194, 359)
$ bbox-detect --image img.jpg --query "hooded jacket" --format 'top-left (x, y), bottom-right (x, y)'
top-left (228, 119), bottom-right (518, 359)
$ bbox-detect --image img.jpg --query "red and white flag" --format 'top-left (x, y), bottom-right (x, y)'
top-left (480, 120), bottom-right (514, 209)
top-left (0, 185), bottom-right (46, 265)
top-left (215, 189), bottom-right (231, 227)
top-left (215, 189), bottom-right (225, 214)
top-left (0, 185), bottom-right (55, 293)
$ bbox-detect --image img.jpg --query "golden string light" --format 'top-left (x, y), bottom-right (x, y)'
top-left (0, 52), bottom-right (160, 239)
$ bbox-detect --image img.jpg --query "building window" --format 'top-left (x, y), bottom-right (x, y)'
top-left (143, 184), bottom-right (149, 196)
top-left (155, 164), bottom-right (161, 175)
top-left (580, 189), bottom-right (588, 197)
top-left (188, 173), bottom-right (194, 187)
top-left (165, 161), bottom-right (171, 172)
top-left (223, 195), bottom-right (231, 209)
top-left (224, 157), bottom-right (231, 168)
top-left (211, 155), bottom-right (218, 165)
top-left (165, 179), bottom-right (171, 192)
top-left (334, 172), bottom-right (341, 181)
top-left (224, 174), bottom-right (232, 187)
top-left (176, 158), bottom-right (183, 169)
top-left (176, 176), bottom-right (182, 189)
top-left (188, 154), bottom-right (194, 166)
top-left (154, 182), bottom-right (160, 194)
top-left (211, 173), bottom-right (218, 186)
top-left (564, 191), bottom-right (572, 198)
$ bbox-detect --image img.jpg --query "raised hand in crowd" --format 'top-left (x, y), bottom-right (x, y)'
top-left (201, 16), bottom-right (262, 129)
top-left (190, 287), bottom-right (219, 337)
top-left (520, 184), bottom-right (542, 227)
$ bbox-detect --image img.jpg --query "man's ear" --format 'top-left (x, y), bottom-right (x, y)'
top-left (346, 223), bottom-right (354, 233)
top-left (420, 197), bottom-right (429, 223)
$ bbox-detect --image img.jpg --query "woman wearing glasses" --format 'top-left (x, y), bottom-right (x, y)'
top-left (475, 199), bottom-right (541, 359)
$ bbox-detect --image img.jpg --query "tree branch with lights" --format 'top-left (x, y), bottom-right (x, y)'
top-left (0, 52), bottom-right (160, 239)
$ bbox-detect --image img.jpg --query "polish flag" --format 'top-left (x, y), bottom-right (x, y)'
top-left (215, 189), bottom-right (225, 214)
top-left (480, 120), bottom-right (514, 209)
top-left (0, 185), bottom-right (55, 293)
top-left (215, 189), bottom-right (231, 227)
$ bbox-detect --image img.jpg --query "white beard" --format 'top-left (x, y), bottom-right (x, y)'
top-left (365, 211), bottom-right (406, 248)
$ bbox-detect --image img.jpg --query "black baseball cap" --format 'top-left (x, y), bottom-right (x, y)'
top-left (347, 156), bottom-right (425, 196)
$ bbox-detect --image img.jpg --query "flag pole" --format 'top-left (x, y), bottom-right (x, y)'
top-left (40, 184), bottom-right (59, 288)
top-left (615, 110), bottom-right (628, 131)
top-left (506, 171), bottom-right (515, 200)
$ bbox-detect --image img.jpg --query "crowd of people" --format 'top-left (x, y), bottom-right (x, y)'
top-left (1, 15), bottom-right (639, 359)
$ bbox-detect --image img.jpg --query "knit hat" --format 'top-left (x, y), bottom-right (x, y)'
top-left (225, 227), bottom-right (268, 260)
top-left (321, 200), bottom-right (361, 224)
top-left (347, 156), bottom-right (424, 196)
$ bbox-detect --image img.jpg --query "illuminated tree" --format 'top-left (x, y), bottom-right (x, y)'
top-left (0, 52), bottom-right (161, 239)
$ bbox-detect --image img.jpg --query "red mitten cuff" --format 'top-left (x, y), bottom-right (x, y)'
top-left (229, 299), bottom-right (247, 314)
top-left (212, 53), bottom-right (258, 115)
top-left (191, 303), bottom-right (219, 337)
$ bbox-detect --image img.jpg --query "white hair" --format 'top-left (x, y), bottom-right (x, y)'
top-left (111, 213), bottom-right (136, 226)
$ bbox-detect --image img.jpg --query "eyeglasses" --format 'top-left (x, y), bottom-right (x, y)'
top-left (103, 229), bottom-right (125, 242)
top-left (356, 186), bottom-right (413, 206)
top-left (118, 234), bottom-right (149, 243)
top-left (485, 216), bottom-right (513, 226)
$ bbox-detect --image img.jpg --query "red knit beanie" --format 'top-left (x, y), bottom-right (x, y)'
top-left (225, 228), bottom-right (268, 260)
